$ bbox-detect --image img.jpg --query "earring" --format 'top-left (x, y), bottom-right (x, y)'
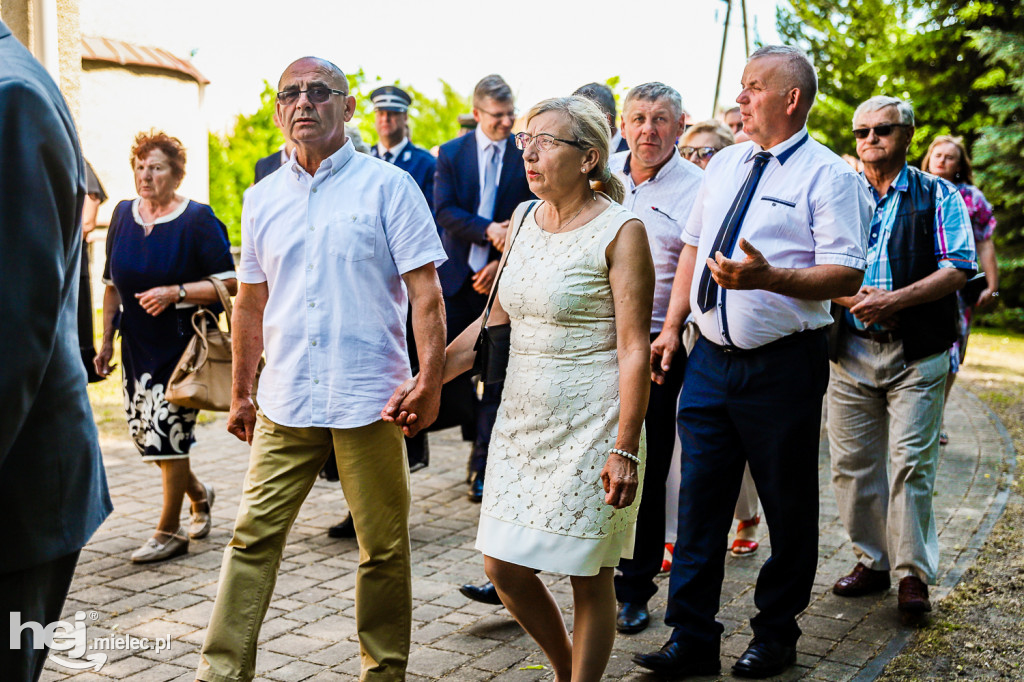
top-left (581, 166), bottom-right (588, 174)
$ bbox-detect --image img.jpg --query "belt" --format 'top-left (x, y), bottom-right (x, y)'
top-left (708, 328), bottom-right (824, 356)
top-left (847, 325), bottom-right (902, 343)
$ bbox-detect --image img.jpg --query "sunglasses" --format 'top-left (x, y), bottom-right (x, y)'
top-left (851, 123), bottom-right (912, 139)
top-left (277, 85), bottom-right (348, 106)
top-left (679, 146), bottom-right (720, 160)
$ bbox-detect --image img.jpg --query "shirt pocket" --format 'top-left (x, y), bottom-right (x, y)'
top-left (328, 213), bottom-right (377, 261)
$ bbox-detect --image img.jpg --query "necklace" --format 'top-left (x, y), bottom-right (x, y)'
top-left (545, 191), bottom-right (596, 233)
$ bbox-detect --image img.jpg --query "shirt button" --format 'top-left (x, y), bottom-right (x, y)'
top-left (311, 188), bottom-right (317, 194)
top-left (351, 214), bottom-right (357, 221)
top-left (309, 226), bottom-right (314, 232)
top-left (311, 340), bottom-right (317, 346)
top-left (307, 264), bottom-right (313, 270)
top-left (313, 378), bottom-right (319, 384)
top-left (309, 302), bottom-right (316, 308)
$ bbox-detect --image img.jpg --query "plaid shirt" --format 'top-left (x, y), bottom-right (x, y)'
top-left (848, 164), bottom-right (976, 331)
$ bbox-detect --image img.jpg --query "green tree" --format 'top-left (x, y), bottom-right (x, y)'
top-left (969, 12), bottom-right (1024, 324)
top-left (208, 82), bottom-right (283, 244)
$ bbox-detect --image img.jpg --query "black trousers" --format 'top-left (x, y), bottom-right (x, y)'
top-left (444, 278), bottom-right (503, 475)
top-left (665, 331), bottom-right (828, 648)
top-left (614, 333), bottom-right (687, 604)
top-left (0, 550), bottom-right (81, 682)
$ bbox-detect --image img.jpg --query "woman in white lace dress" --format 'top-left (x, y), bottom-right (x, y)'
top-left (385, 96), bottom-right (654, 681)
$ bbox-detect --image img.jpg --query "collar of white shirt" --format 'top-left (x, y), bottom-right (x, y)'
top-left (287, 138), bottom-right (356, 180)
top-left (474, 126), bottom-right (507, 161)
top-left (741, 127), bottom-right (810, 167)
top-left (377, 137), bottom-right (409, 161)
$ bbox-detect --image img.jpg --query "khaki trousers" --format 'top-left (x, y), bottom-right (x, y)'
top-left (828, 334), bottom-right (947, 583)
top-left (197, 414), bottom-right (411, 682)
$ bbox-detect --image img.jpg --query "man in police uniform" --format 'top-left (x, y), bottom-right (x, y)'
top-left (369, 86), bottom-right (436, 210)
top-left (327, 85), bottom-right (438, 540)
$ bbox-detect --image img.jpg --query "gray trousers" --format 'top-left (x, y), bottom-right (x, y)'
top-left (827, 334), bottom-right (947, 583)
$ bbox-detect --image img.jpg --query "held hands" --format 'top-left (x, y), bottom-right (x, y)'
top-left (601, 450), bottom-right (639, 509)
top-left (486, 221), bottom-right (510, 252)
top-left (381, 376), bottom-right (440, 437)
top-left (650, 329), bottom-right (680, 385)
top-left (227, 397), bottom-right (258, 445)
top-left (849, 286), bottom-right (900, 327)
top-left (707, 238), bottom-right (774, 291)
top-left (135, 285), bottom-right (177, 316)
top-left (471, 260), bottom-right (500, 295)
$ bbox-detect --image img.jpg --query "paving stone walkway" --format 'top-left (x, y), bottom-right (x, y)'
top-left (41, 385), bottom-right (1013, 681)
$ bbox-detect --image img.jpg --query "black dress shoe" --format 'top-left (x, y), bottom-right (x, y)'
top-left (632, 641), bottom-right (721, 677)
top-left (458, 581), bottom-right (502, 605)
top-left (467, 473), bottom-right (484, 503)
top-left (731, 638), bottom-right (796, 679)
top-left (327, 514), bottom-right (355, 539)
top-left (616, 602), bottom-right (650, 634)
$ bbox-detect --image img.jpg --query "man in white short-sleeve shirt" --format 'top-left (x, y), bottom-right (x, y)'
top-left (634, 46), bottom-right (870, 679)
top-left (197, 57), bottom-right (446, 682)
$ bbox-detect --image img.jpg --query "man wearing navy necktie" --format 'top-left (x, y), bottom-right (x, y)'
top-left (634, 45), bottom-right (871, 679)
top-left (434, 74), bottom-right (533, 505)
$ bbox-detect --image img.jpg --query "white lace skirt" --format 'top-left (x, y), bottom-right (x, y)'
top-left (475, 513), bottom-right (636, 577)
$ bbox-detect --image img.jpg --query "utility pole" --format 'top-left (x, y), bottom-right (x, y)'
top-left (712, 0), bottom-right (732, 118)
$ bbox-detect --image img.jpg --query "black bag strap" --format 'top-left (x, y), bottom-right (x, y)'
top-left (478, 200), bottom-right (538, 331)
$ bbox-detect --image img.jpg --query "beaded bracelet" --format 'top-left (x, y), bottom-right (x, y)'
top-left (610, 448), bottom-right (640, 464)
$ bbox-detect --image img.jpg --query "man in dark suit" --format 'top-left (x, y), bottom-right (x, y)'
top-left (0, 19), bottom-right (113, 681)
top-left (574, 82), bottom-right (630, 154)
top-left (435, 74), bottom-right (533, 505)
top-left (369, 85), bottom-right (437, 210)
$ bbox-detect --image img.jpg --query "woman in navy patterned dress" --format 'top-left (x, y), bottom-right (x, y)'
top-left (96, 131), bottom-right (236, 563)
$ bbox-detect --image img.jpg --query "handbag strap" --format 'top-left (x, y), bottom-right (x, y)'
top-left (478, 200), bottom-right (538, 330)
top-left (205, 277), bottom-right (233, 331)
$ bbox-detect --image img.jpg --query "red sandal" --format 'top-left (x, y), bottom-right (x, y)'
top-left (731, 515), bottom-right (760, 556)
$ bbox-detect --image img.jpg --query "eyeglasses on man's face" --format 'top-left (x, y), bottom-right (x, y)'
top-left (851, 123), bottom-right (912, 139)
top-left (478, 107), bottom-right (518, 121)
top-left (277, 85), bottom-right (348, 106)
top-left (514, 132), bottom-right (584, 152)
top-left (679, 146), bottom-right (720, 161)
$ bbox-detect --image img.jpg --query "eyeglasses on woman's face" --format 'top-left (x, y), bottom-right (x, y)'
top-left (515, 132), bottom-right (585, 152)
top-left (679, 146), bottom-right (720, 161)
top-left (277, 85), bottom-right (348, 106)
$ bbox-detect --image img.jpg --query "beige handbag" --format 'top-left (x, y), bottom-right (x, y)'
top-left (166, 277), bottom-right (247, 411)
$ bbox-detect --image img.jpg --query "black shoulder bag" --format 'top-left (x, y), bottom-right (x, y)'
top-left (470, 200), bottom-right (538, 387)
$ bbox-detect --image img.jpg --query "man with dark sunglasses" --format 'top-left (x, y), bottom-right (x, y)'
top-left (196, 57), bottom-right (447, 682)
top-left (827, 95), bottom-right (976, 621)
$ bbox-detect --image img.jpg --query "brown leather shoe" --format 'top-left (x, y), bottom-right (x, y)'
top-left (833, 564), bottom-right (891, 597)
top-left (897, 576), bottom-right (932, 613)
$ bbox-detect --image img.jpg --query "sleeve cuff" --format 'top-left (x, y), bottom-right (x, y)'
top-left (938, 258), bottom-right (977, 272)
top-left (815, 252), bottom-right (866, 270)
top-left (396, 251), bottom-right (448, 276)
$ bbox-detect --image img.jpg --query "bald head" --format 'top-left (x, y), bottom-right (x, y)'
top-left (279, 57), bottom-right (347, 91)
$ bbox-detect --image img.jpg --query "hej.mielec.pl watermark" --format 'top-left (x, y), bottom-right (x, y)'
top-left (10, 610), bottom-right (173, 671)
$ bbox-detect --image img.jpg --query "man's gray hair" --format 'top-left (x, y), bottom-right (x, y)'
top-left (748, 45), bottom-right (818, 103)
top-left (622, 82), bottom-right (685, 120)
top-left (853, 95), bottom-right (915, 126)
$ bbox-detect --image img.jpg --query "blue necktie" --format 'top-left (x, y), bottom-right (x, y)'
top-left (383, 150), bottom-right (393, 163)
top-left (470, 144), bottom-right (501, 272)
top-left (696, 151), bottom-right (773, 313)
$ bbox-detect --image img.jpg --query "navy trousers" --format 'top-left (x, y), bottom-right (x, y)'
top-left (615, 334), bottom-right (687, 604)
top-left (666, 330), bottom-right (827, 648)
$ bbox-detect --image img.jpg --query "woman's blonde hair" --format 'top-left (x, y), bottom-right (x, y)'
top-left (921, 134), bottom-right (973, 185)
top-left (680, 120), bottom-right (736, 149)
top-left (524, 96), bottom-right (625, 203)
